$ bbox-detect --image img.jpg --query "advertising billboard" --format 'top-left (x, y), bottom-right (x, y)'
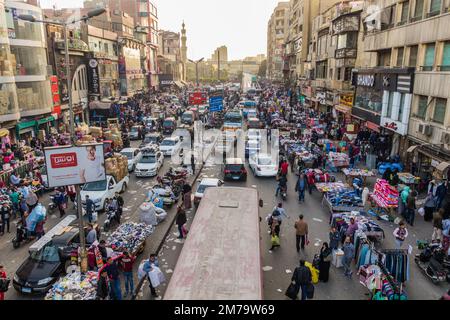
top-left (44, 144), bottom-right (106, 188)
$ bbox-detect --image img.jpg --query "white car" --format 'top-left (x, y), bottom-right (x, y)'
top-left (81, 175), bottom-right (129, 212)
top-left (193, 178), bottom-right (223, 206)
top-left (121, 148), bottom-right (143, 172)
top-left (159, 137), bottom-right (182, 156)
top-left (247, 129), bottom-right (262, 142)
top-left (135, 151), bottom-right (164, 177)
top-left (245, 139), bottom-right (261, 158)
top-left (249, 153), bottom-right (278, 177)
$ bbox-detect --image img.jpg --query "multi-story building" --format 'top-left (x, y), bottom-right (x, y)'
top-left (227, 54), bottom-right (266, 80)
top-left (157, 29), bottom-right (185, 89)
top-left (1, 1), bottom-right (54, 141)
top-left (357, 0), bottom-right (450, 180)
top-left (267, 2), bottom-right (289, 82)
top-left (209, 45), bottom-right (228, 71)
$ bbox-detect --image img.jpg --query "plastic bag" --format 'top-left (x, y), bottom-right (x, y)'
top-left (418, 207), bottom-right (425, 217)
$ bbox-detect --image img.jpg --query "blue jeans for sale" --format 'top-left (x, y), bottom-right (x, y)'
top-left (123, 272), bottom-right (134, 295)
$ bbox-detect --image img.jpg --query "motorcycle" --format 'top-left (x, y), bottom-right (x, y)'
top-left (103, 207), bottom-right (121, 233)
top-left (12, 223), bottom-right (31, 249)
top-left (280, 186), bottom-right (287, 200)
top-left (415, 243), bottom-right (450, 284)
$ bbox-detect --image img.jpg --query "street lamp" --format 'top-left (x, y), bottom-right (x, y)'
top-left (188, 57), bottom-right (204, 88)
top-left (19, 8), bottom-right (106, 273)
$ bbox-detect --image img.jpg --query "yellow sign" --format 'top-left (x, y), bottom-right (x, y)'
top-left (347, 124), bottom-right (355, 132)
top-left (340, 94), bottom-right (354, 108)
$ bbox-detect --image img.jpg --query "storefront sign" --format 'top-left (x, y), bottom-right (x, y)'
top-left (316, 92), bottom-right (326, 104)
top-left (383, 122), bottom-right (398, 131)
top-left (357, 74), bottom-right (375, 87)
top-left (87, 59), bottom-right (100, 95)
top-left (340, 93), bottom-right (354, 108)
top-left (431, 160), bottom-right (440, 168)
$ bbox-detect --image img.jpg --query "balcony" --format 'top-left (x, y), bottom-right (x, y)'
top-left (335, 48), bottom-right (357, 59)
top-left (332, 14), bottom-right (360, 35)
top-left (437, 65), bottom-right (450, 71)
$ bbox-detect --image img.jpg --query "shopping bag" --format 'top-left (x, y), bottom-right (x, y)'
top-left (148, 266), bottom-right (163, 288)
top-left (182, 224), bottom-right (189, 237)
top-left (0, 278), bottom-right (10, 293)
top-left (285, 282), bottom-right (299, 300)
top-left (306, 283), bottom-right (315, 299)
top-left (418, 207), bottom-right (425, 217)
top-left (271, 235), bottom-right (280, 246)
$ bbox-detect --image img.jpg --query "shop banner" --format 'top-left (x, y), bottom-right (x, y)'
top-left (87, 59), bottom-right (100, 95)
top-left (339, 93), bottom-right (354, 108)
top-left (44, 144), bottom-right (106, 188)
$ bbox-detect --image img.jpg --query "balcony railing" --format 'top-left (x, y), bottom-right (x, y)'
top-left (410, 15), bottom-right (423, 22)
top-left (437, 65), bottom-right (450, 71)
top-left (420, 65), bottom-right (434, 71)
top-left (426, 10), bottom-right (441, 18)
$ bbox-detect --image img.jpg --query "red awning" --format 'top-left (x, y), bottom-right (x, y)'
top-left (366, 121), bottom-right (380, 132)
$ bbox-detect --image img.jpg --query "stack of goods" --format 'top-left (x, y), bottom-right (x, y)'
top-left (0, 91), bottom-right (9, 115)
top-left (0, 51), bottom-right (16, 76)
top-left (331, 212), bottom-right (384, 240)
top-left (89, 127), bottom-right (103, 139)
top-left (76, 135), bottom-right (96, 145)
top-left (371, 179), bottom-right (399, 208)
top-left (377, 162), bottom-right (404, 175)
top-left (104, 130), bottom-right (123, 148)
top-left (342, 168), bottom-right (375, 178)
top-left (17, 88), bottom-right (39, 111)
top-left (45, 271), bottom-right (98, 300)
top-left (328, 152), bottom-right (349, 167)
top-left (76, 123), bottom-right (90, 136)
top-left (326, 189), bottom-right (363, 208)
top-left (315, 182), bottom-right (349, 193)
top-left (397, 173), bottom-right (419, 185)
top-left (105, 154), bottom-right (128, 182)
top-left (106, 222), bottom-right (154, 254)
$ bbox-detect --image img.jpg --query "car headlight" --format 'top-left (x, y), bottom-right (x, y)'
top-left (37, 277), bottom-right (53, 286)
top-left (93, 198), bottom-right (102, 204)
top-left (14, 273), bottom-right (19, 282)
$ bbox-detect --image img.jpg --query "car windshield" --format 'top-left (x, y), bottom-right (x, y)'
top-left (197, 184), bottom-right (214, 193)
top-left (30, 244), bottom-right (60, 263)
top-left (121, 152), bottom-right (133, 159)
top-left (163, 121), bottom-right (174, 127)
top-left (249, 120), bottom-right (259, 126)
top-left (83, 180), bottom-right (107, 191)
top-left (225, 164), bottom-right (243, 171)
top-left (182, 114), bottom-right (193, 120)
top-left (224, 113), bottom-right (242, 123)
top-left (161, 140), bottom-right (176, 146)
top-left (131, 127), bottom-right (139, 132)
top-left (258, 158), bottom-right (272, 165)
top-left (144, 136), bottom-right (157, 143)
top-left (140, 155), bottom-right (157, 163)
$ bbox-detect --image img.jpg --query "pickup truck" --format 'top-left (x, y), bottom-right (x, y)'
top-left (80, 174), bottom-right (129, 212)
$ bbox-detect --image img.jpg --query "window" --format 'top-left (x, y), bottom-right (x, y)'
top-left (387, 92), bottom-right (394, 118)
top-left (398, 94), bottom-right (406, 121)
top-left (378, 50), bottom-right (391, 67)
top-left (104, 43), bottom-right (109, 54)
top-left (440, 41), bottom-right (450, 71)
top-left (344, 67), bottom-right (352, 81)
top-left (316, 60), bottom-right (327, 79)
top-left (337, 32), bottom-right (357, 50)
top-left (413, 0), bottom-right (424, 20)
top-left (396, 47), bottom-right (404, 67)
top-left (355, 86), bottom-right (382, 112)
top-left (417, 95), bottom-right (428, 119)
top-left (429, 0), bottom-right (442, 16)
top-left (337, 67), bottom-right (342, 80)
top-left (423, 43), bottom-right (435, 71)
top-left (329, 68), bottom-right (333, 80)
top-left (433, 98), bottom-right (447, 124)
top-left (409, 45), bottom-right (418, 67)
top-left (400, 1), bottom-right (410, 24)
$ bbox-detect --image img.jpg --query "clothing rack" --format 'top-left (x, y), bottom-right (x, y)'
top-left (377, 260), bottom-right (403, 296)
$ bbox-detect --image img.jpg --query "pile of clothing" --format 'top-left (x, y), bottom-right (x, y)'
top-left (106, 222), bottom-right (154, 254)
top-left (45, 271), bottom-right (98, 300)
top-left (327, 190), bottom-right (363, 207)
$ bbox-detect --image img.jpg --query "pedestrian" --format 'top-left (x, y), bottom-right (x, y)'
top-left (400, 186), bottom-right (410, 219)
top-left (329, 226), bottom-right (340, 250)
top-left (435, 181), bottom-right (447, 209)
top-left (25, 191), bottom-right (38, 212)
top-left (291, 260), bottom-right (312, 300)
top-left (191, 154), bottom-right (195, 175)
top-left (85, 195), bottom-right (94, 223)
top-left (9, 188), bottom-right (20, 219)
top-left (269, 218), bottom-right (281, 250)
top-left (432, 209), bottom-right (444, 243)
top-left (120, 251), bottom-right (136, 298)
top-left (275, 174), bottom-right (288, 197)
top-left (424, 192), bottom-right (436, 222)
top-left (96, 270), bottom-right (111, 300)
top-left (393, 221), bottom-right (408, 249)
top-left (103, 257), bottom-right (122, 300)
top-left (342, 237), bottom-right (355, 278)
top-left (280, 160), bottom-right (289, 177)
top-left (345, 218), bottom-right (358, 243)
top-left (294, 214), bottom-right (308, 252)
top-left (176, 205), bottom-right (187, 239)
top-left (143, 254), bottom-right (160, 299)
top-left (54, 190), bottom-right (66, 218)
top-left (406, 190), bottom-right (416, 226)
top-left (271, 203), bottom-right (290, 227)
top-left (86, 224), bottom-right (97, 245)
top-left (0, 203), bottom-right (11, 235)
top-left (182, 183), bottom-right (192, 209)
top-left (0, 265), bottom-right (7, 300)
top-left (295, 173), bottom-right (307, 202)
top-left (318, 242), bottom-right (332, 283)
top-left (306, 170), bottom-right (315, 194)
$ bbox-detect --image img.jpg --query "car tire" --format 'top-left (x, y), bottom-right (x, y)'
top-left (121, 182), bottom-right (127, 193)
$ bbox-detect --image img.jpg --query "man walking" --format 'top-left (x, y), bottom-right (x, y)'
top-left (292, 260), bottom-right (312, 300)
top-left (295, 173), bottom-right (307, 202)
top-left (0, 203), bottom-right (11, 234)
top-left (342, 237), bottom-right (355, 278)
top-left (120, 251), bottom-right (136, 298)
top-left (104, 257), bottom-right (122, 300)
top-left (191, 154), bottom-right (195, 175)
top-left (294, 214), bottom-right (308, 252)
top-left (406, 190), bottom-right (416, 226)
top-left (85, 195), bottom-right (94, 223)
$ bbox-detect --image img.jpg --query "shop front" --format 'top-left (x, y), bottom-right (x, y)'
top-left (16, 119), bottom-right (36, 142)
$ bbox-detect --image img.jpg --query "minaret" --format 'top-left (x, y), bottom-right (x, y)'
top-left (181, 21), bottom-right (187, 81)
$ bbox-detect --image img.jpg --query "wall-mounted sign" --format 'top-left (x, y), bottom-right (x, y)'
top-left (339, 93), bottom-right (354, 108)
top-left (357, 74), bottom-right (375, 87)
top-left (384, 122), bottom-right (398, 131)
top-left (316, 92), bottom-right (326, 104)
top-left (87, 58), bottom-right (100, 95)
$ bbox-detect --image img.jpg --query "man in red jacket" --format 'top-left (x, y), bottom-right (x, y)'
top-left (280, 160), bottom-right (289, 177)
top-left (0, 265), bottom-right (7, 300)
top-left (306, 171), bottom-right (315, 194)
top-left (120, 251), bottom-right (136, 298)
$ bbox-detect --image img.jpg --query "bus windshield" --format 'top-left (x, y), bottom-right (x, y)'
top-left (224, 113), bottom-right (242, 123)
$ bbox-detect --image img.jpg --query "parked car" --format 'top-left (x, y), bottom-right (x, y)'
top-left (139, 133), bottom-right (164, 149)
top-left (193, 178), bottom-right (223, 206)
top-left (249, 153), bottom-right (278, 177)
top-left (159, 137), bottom-right (182, 156)
top-left (162, 117), bottom-right (177, 135)
top-left (120, 148), bottom-right (142, 172)
top-left (129, 125), bottom-right (145, 140)
top-left (223, 158), bottom-right (247, 181)
top-left (81, 174), bottom-right (129, 212)
top-left (135, 149), bottom-right (164, 177)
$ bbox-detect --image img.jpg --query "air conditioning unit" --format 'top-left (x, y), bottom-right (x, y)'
top-left (423, 125), bottom-right (433, 136)
top-left (441, 132), bottom-right (450, 144)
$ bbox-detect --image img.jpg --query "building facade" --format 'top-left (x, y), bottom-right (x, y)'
top-left (267, 2), bottom-right (289, 82)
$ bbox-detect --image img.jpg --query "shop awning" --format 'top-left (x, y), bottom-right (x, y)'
top-left (335, 105), bottom-right (351, 114)
top-left (174, 81), bottom-right (184, 88)
top-left (407, 145), bottom-right (419, 153)
top-left (37, 115), bottom-right (55, 125)
top-left (436, 162), bottom-right (450, 172)
top-left (89, 101), bottom-right (112, 110)
top-left (0, 128), bottom-right (10, 137)
top-left (17, 120), bottom-right (37, 131)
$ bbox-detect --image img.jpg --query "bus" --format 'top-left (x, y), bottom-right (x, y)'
top-left (223, 111), bottom-right (243, 131)
top-left (164, 187), bottom-right (263, 300)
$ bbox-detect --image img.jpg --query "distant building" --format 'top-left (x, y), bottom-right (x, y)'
top-left (267, 2), bottom-right (289, 82)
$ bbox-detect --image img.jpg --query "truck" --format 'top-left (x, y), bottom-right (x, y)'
top-left (80, 174), bottom-right (129, 212)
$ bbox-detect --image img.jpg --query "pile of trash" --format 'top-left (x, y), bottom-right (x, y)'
top-left (45, 271), bottom-right (98, 300)
top-left (106, 222), bottom-right (154, 254)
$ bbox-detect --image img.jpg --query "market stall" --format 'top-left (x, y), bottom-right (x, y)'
top-left (45, 271), bottom-right (98, 300)
top-left (327, 152), bottom-right (349, 172)
top-left (342, 168), bottom-right (375, 186)
top-left (106, 222), bottom-right (154, 255)
top-left (369, 179), bottom-right (399, 220)
top-left (322, 187), bottom-right (365, 217)
top-left (331, 211), bottom-right (385, 243)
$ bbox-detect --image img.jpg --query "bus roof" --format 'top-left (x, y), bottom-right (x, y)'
top-left (164, 187), bottom-right (262, 300)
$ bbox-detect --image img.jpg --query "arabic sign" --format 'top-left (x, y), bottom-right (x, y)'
top-left (339, 93), bottom-right (354, 108)
top-left (87, 59), bottom-right (100, 95)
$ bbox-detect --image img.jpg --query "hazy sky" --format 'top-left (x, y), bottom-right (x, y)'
top-left (39, 0), bottom-right (281, 60)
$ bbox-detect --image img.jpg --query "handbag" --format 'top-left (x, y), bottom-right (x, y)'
top-left (306, 283), bottom-right (315, 299)
top-left (0, 278), bottom-right (11, 293)
top-left (285, 282), bottom-right (299, 300)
